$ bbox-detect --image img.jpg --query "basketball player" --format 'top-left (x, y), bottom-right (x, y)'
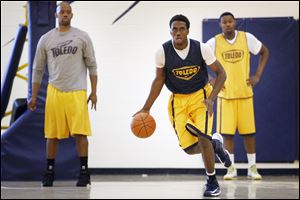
top-left (28, 2), bottom-right (98, 187)
top-left (206, 12), bottom-right (269, 180)
top-left (135, 15), bottom-right (231, 197)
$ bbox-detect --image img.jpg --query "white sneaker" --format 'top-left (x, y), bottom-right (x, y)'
top-left (224, 165), bottom-right (237, 180)
top-left (247, 165), bottom-right (262, 180)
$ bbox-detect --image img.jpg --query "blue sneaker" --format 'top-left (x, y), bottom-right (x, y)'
top-left (212, 133), bottom-right (232, 168)
top-left (204, 176), bottom-right (221, 197)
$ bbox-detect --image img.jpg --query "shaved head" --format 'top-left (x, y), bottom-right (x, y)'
top-left (55, 1), bottom-right (73, 28)
top-left (56, 1), bottom-right (72, 14)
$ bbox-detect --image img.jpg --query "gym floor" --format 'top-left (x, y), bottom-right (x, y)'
top-left (1, 174), bottom-right (299, 199)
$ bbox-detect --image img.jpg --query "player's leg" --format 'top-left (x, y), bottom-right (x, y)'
top-left (217, 97), bottom-right (237, 180)
top-left (187, 87), bottom-right (231, 167)
top-left (198, 136), bottom-right (216, 175)
top-left (74, 134), bottom-right (89, 171)
top-left (67, 89), bottom-right (92, 186)
top-left (186, 86), bottom-right (220, 197)
top-left (243, 135), bottom-right (255, 154)
top-left (223, 135), bottom-right (234, 154)
top-left (74, 135), bottom-right (91, 186)
top-left (221, 135), bottom-right (237, 180)
top-left (185, 126), bottom-right (220, 197)
top-left (243, 135), bottom-right (261, 179)
top-left (75, 135), bottom-right (88, 157)
top-left (238, 98), bottom-right (261, 180)
top-left (42, 139), bottom-right (59, 187)
top-left (211, 132), bottom-right (232, 167)
top-left (42, 84), bottom-right (69, 187)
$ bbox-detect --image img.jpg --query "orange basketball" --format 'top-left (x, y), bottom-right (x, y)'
top-left (131, 112), bottom-right (156, 138)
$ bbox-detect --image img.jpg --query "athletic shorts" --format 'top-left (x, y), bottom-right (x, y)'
top-left (168, 84), bottom-right (213, 150)
top-left (45, 84), bottom-right (92, 139)
top-left (217, 97), bottom-right (256, 135)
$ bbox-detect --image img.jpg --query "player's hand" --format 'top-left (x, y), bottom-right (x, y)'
top-left (247, 75), bottom-right (260, 87)
top-left (88, 92), bottom-right (97, 110)
top-left (203, 98), bottom-right (214, 117)
top-left (28, 97), bottom-right (37, 111)
top-left (133, 109), bottom-right (149, 117)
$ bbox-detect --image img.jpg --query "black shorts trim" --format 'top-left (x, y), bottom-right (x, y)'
top-left (185, 123), bottom-right (212, 140)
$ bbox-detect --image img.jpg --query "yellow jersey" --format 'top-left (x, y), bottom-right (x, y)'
top-left (215, 31), bottom-right (253, 99)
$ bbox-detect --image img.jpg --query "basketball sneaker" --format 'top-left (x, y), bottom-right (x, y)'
top-left (76, 170), bottom-right (91, 187)
top-left (212, 133), bottom-right (232, 167)
top-left (42, 170), bottom-right (54, 187)
top-left (203, 176), bottom-right (221, 197)
top-left (224, 165), bottom-right (237, 180)
top-left (248, 165), bottom-right (262, 180)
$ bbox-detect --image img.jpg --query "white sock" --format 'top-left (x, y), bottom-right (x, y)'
top-left (229, 154), bottom-right (235, 166)
top-left (206, 170), bottom-right (216, 176)
top-left (247, 153), bottom-right (256, 168)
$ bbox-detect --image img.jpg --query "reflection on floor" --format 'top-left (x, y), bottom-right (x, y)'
top-left (1, 175), bottom-right (299, 199)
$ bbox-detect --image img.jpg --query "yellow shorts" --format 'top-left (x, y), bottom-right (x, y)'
top-left (45, 84), bottom-right (92, 139)
top-left (168, 84), bottom-right (213, 150)
top-left (217, 97), bottom-right (256, 135)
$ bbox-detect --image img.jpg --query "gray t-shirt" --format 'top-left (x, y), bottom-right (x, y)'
top-left (32, 27), bottom-right (97, 91)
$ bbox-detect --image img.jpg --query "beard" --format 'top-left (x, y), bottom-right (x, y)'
top-left (60, 19), bottom-right (70, 26)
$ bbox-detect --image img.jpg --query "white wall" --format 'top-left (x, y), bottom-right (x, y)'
top-left (1, 1), bottom-right (299, 168)
top-left (1, 1), bottom-right (28, 127)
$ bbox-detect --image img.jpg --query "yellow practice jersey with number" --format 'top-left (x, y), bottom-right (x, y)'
top-left (215, 31), bottom-right (253, 99)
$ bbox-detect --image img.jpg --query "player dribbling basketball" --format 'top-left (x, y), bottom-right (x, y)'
top-left (134, 14), bottom-right (231, 197)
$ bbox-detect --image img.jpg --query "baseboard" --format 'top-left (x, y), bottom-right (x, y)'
top-left (89, 167), bottom-right (299, 176)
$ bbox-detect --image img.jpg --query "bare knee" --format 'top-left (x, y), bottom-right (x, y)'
top-left (47, 138), bottom-right (58, 144)
top-left (46, 138), bottom-right (59, 158)
top-left (75, 135), bottom-right (88, 144)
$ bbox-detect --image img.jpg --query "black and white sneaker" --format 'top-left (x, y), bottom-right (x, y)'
top-left (203, 176), bottom-right (221, 197)
top-left (212, 133), bottom-right (232, 168)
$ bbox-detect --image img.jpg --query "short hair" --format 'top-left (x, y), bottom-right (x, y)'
top-left (57, 1), bottom-right (72, 13)
top-left (219, 12), bottom-right (235, 21)
top-left (169, 14), bottom-right (190, 29)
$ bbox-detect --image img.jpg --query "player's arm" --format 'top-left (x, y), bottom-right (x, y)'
top-left (208, 73), bottom-right (216, 87)
top-left (247, 44), bottom-right (269, 87)
top-left (205, 60), bottom-right (226, 116)
top-left (201, 43), bottom-right (226, 116)
top-left (28, 37), bottom-right (46, 111)
top-left (83, 33), bottom-right (98, 110)
top-left (136, 67), bottom-right (166, 114)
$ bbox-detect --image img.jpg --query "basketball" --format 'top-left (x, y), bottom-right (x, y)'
top-left (131, 112), bottom-right (156, 138)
